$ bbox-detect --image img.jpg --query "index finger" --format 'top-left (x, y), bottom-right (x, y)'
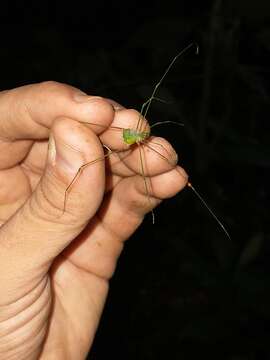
top-left (0, 81), bottom-right (114, 168)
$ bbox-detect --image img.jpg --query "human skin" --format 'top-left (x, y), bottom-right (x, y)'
top-left (0, 81), bottom-right (188, 359)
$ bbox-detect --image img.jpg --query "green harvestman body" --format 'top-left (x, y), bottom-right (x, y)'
top-left (64, 43), bottom-right (231, 241)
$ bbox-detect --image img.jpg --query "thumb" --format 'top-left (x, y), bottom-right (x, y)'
top-left (0, 117), bottom-right (105, 293)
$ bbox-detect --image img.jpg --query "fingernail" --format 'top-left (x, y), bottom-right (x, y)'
top-left (174, 152), bottom-right (178, 165)
top-left (74, 91), bottom-right (103, 103)
top-left (48, 134), bottom-right (56, 166)
top-left (73, 91), bottom-right (89, 103)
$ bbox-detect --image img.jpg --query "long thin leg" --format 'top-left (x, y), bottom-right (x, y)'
top-left (62, 148), bottom-right (115, 215)
top-left (142, 141), bottom-right (176, 166)
top-left (187, 182), bottom-right (231, 241)
top-left (136, 43), bottom-right (197, 133)
top-left (142, 141), bottom-right (231, 240)
top-left (145, 140), bottom-right (178, 164)
top-left (136, 97), bottom-right (171, 133)
top-left (137, 143), bottom-right (155, 224)
top-left (150, 120), bottom-right (184, 129)
top-left (75, 121), bottom-right (124, 132)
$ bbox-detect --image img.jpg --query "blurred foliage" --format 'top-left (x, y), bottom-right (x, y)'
top-left (1, 0), bottom-right (270, 359)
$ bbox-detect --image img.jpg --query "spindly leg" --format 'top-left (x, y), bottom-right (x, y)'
top-left (142, 141), bottom-right (231, 240)
top-left (135, 43), bottom-right (198, 133)
top-left (137, 143), bottom-right (155, 224)
top-left (62, 147), bottom-right (114, 215)
top-left (186, 183), bottom-right (231, 241)
top-left (136, 43), bottom-right (198, 133)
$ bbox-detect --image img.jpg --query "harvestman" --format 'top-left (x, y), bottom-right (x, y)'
top-left (62, 43), bottom-right (231, 240)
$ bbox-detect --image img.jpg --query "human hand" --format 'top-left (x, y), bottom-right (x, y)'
top-left (0, 82), bottom-right (187, 359)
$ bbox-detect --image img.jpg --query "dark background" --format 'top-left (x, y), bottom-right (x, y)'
top-left (2, 1), bottom-right (270, 359)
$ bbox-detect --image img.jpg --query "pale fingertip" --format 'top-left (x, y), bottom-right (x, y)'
top-left (175, 165), bottom-right (189, 182)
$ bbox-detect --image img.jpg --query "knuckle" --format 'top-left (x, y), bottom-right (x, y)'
top-left (37, 80), bottom-right (63, 91)
top-left (35, 81), bottom-right (73, 99)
